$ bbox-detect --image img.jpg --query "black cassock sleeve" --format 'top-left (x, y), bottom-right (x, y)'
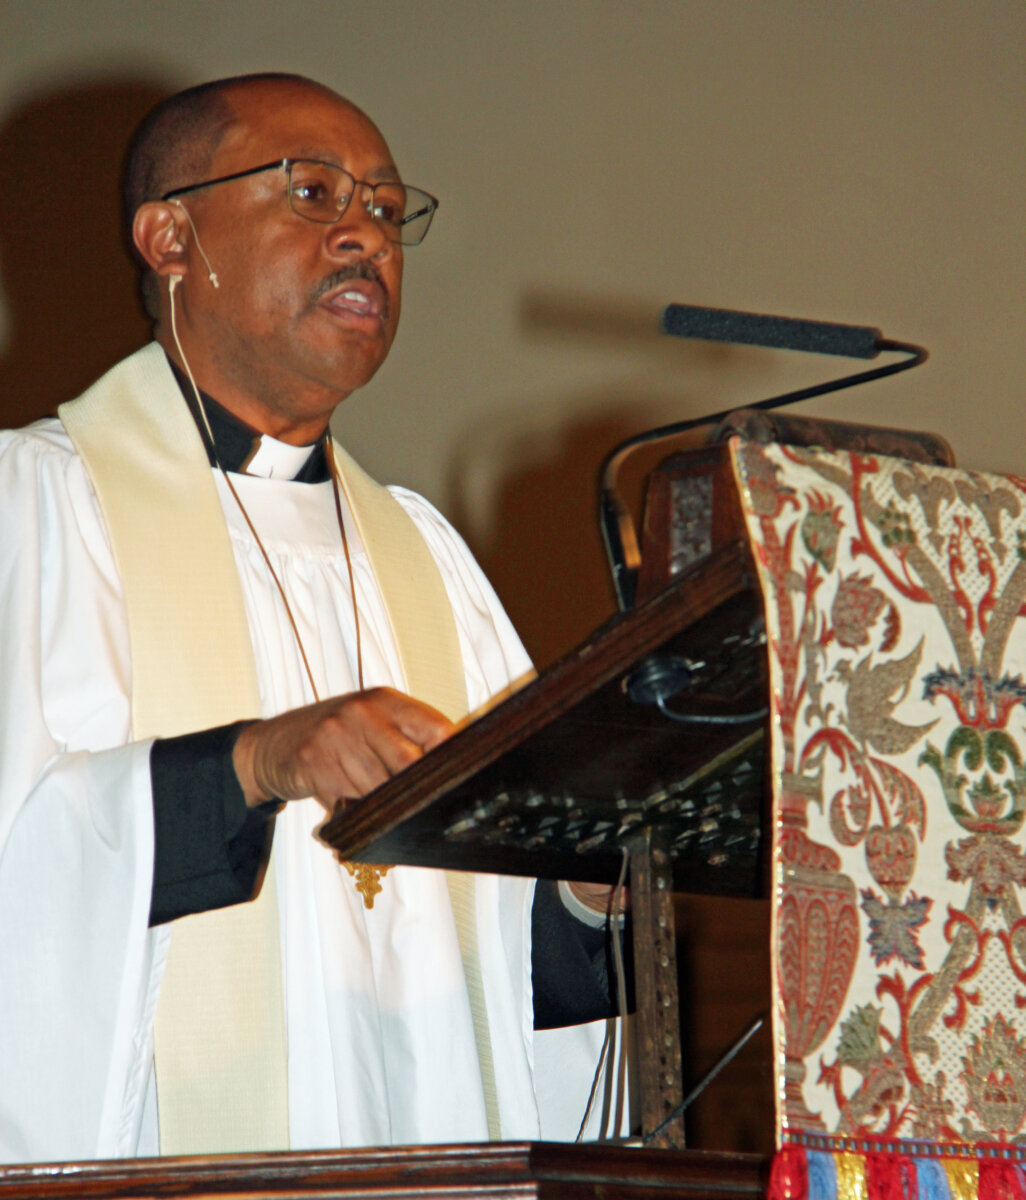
top-left (531, 880), bottom-right (634, 1029)
top-left (149, 725), bottom-right (633, 1027)
top-left (149, 721), bottom-right (276, 927)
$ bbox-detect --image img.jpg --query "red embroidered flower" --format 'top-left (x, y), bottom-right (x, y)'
top-left (961, 1015), bottom-right (1026, 1137)
top-left (800, 492), bottom-right (843, 571)
top-left (832, 572), bottom-right (887, 648)
top-left (865, 823), bottom-right (917, 897)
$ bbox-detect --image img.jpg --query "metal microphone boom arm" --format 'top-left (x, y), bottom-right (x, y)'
top-left (599, 305), bottom-right (928, 611)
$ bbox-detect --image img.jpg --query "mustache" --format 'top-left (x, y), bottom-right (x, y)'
top-left (311, 262), bottom-right (390, 317)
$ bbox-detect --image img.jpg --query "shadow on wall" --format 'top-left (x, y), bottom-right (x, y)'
top-left (449, 398), bottom-right (704, 671)
top-left (0, 77), bottom-right (171, 428)
top-left (449, 289), bottom-right (742, 670)
top-left (518, 288), bottom-right (738, 375)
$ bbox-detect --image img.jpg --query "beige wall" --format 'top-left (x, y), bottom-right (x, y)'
top-left (1, 0), bottom-right (1023, 662)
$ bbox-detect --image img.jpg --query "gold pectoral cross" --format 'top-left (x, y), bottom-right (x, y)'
top-left (342, 862), bottom-right (392, 908)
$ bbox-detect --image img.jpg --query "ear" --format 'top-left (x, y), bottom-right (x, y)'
top-left (132, 201), bottom-right (189, 283)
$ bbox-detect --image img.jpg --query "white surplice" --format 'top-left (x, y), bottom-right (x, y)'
top-left (0, 412), bottom-right (615, 1163)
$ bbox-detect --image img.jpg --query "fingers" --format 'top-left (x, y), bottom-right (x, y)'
top-left (383, 691), bottom-right (454, 754)
top-left (233, 688), bottom-right (455, 809)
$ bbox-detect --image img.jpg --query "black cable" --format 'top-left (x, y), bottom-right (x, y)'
top-left (600, 335), bottom-right (927, 610)
top-left (655, 696), bottom-right (768, 726)
top-left (642, 1011), bottom-right (767, 1145)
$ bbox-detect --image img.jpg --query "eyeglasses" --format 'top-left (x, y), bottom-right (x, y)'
top-left (161, 157), bottom-right (438, 246)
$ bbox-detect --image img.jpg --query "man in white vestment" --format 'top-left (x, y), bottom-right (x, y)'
top-left (0, 74), bottom-right (628, 1164)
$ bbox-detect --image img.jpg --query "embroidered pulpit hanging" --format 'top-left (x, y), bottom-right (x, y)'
top-left (730, 439), bottom-right (1026, 1198)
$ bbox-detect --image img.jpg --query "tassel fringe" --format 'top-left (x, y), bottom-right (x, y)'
top-left (770, 1147), bottom-right (1026, 1200)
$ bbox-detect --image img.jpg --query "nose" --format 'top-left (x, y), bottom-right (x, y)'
top-left (326, 184), bottom-right (395, 262)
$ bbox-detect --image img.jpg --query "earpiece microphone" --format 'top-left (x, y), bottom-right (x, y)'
top-left (170, 199), bottom-right (220, 289)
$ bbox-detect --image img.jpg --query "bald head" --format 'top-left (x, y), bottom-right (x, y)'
top-left (123, 73), bottom-right (349, 221)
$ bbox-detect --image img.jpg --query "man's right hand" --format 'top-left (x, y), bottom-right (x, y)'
top-left (232, 688), bottom-right (455, 811)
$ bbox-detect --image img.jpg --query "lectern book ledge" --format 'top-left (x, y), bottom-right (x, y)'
top-left (320, 541), bottom-right (769, 898)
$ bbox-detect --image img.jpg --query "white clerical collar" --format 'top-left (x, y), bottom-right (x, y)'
top-left (168, 353), bottom-right (328, 482)
top-left (242, 433), bottom-right (323, 480)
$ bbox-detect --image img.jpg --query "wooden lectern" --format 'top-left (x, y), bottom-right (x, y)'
top-left (325, 407), bottom-right (951, 1138)
top-left (0, 412), bottom-right (953, 1199)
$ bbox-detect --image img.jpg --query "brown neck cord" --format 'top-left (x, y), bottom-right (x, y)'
top-left (169, 304), bottom-right (365, 702)
top-left (213, 459), bottom-right (366, 701)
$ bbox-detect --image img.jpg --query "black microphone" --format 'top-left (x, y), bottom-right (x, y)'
top-left (661, 303), bottom-right (881, 360)
top-left (600, 303), bottom-right (928, 612)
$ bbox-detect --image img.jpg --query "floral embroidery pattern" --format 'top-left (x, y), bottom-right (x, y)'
top-left (732, 440), bottom-right (1026, 1151)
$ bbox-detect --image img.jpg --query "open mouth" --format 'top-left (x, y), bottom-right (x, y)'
top-left (319, 271), bottom-right (390, 331)
top-left (328, 286), bottom-right (381, 318)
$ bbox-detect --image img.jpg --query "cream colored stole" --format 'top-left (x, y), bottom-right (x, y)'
top-left (60, 343), bottom-right (497, 1151)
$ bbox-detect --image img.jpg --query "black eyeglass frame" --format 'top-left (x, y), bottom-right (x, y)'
top-left (160, 157), bottom-right (439, 245)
